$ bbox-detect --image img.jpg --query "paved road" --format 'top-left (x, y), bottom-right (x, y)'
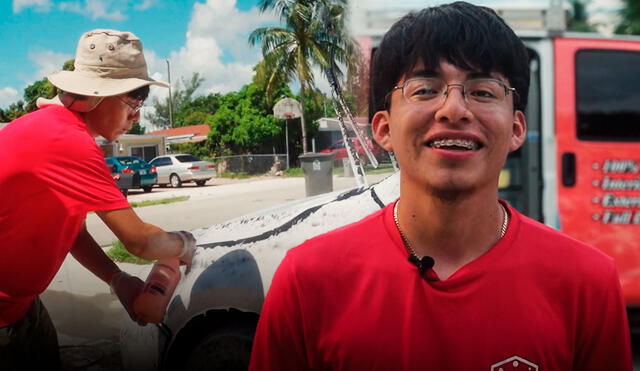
top-left (87, 173), bottom-right (394, 247)
top-left (42, 172), bottom-right (393, 370)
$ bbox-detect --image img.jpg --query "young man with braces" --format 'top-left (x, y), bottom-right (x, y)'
top-left (250, 2), bottom-right (631, 369)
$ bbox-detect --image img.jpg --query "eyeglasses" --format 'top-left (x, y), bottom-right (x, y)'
top-left (117, 96), bottom-right (145, 113)
top-left (388, 77), bottom-right (517, 108)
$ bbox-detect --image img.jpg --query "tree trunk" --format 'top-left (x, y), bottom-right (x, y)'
top-left (299, 79), bottom-right (308, 153)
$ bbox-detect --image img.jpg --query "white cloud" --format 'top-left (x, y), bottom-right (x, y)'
top-left (0, 87), bottom-right (19, 110)
top-left (59, 0), bottom-right (125, 21)
top-left (142, 49), bottom-right (170, 101)
top-left (58, 1), bottom-right (82, 13)
top-left (138, 0), bottom-right (279, 127)
top-left (28, 50), bottom-right (74, 83)
top-left (157, 0), bottom-right (277, 94)
top-left (13, 0), bottom-right (51, 13)
top-left (134, 0), bottom-right (155, 11)
top-left (86, 0), bottom-right (124, 20)
top-left (190, 0), bottom-right (278, 64)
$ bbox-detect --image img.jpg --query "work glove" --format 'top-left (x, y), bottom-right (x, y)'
top-left (174, 230), bottom-right (196, 273)
top-left (109, 271), bottom-right (146, 326)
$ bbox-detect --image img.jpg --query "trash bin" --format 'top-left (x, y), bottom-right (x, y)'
top-left (342, 157), bottom-right (354, 177)
top-left (299, 152), bottom-right (335, 196)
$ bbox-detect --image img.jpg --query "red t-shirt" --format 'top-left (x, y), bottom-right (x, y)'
top-left (0, 105), bottom-right (129, 326)
top-left (250, 201), bottom-right (632, 370)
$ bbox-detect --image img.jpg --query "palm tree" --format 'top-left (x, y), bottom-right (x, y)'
top-left (249, 0), bottom-right (358, 153)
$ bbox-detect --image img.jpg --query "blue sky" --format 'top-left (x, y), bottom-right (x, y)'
top-left (1, 0), bottom-right (621, 115)
top-left (0, 0), bottom-right (278, 111)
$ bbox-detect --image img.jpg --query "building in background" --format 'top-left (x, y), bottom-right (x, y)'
top-left (148, 124), bottom-right (210, 146)
top-left (97, 134), bottom-right (166, 162)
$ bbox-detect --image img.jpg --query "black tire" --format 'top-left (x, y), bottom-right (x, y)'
top-left (142, 186), bottom-right (153, 193)
top-left (120, 188), bottom-right (128, 197)
top-left (195, 180), bottom-right (206, 187)
top-left (183, 324), bottom-right (254, 371)
top-left (170, 174), bottom-right (182, 188)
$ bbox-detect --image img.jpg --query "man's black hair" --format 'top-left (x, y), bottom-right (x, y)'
top-left (127, 85), bottom-right (150, 101)
top-left (371, 1), bottom-right (530, 113)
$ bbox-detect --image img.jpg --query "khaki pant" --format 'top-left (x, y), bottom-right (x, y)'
top-left (0, 297), bottom-right (61, 371)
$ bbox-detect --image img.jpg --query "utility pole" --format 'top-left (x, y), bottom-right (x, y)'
top-left (166, 59), bottom-right (173, 128)
top-left (285, 118), bottom-right (290, 170)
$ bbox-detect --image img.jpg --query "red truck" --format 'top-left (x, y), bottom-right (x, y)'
top-left (319, 137), bottom-right (382, 162)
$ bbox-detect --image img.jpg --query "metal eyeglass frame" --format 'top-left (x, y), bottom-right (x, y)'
top-left (117, 96), bottom-right (145, 114)
top-left (388, 77), bottom-right (517, 107)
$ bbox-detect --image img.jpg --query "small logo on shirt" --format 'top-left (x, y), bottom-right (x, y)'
top-left (490, 356), bottom-right (539, 371)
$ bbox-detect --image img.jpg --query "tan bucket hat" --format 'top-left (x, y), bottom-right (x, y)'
top-left (47, 29), bottom-right (168, 97)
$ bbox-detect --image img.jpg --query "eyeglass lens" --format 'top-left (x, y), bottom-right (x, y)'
top-left (118, 96), bottom-right (144, 113)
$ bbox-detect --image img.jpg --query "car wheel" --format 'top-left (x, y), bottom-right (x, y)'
top-left (120, 188), bottom-right (128, 197)
top-left (142, 186), bottom-right (153, 193)
top-left (195, 180), bottom-right (206, 187)
top-left (183, 324), bottom-right (254, 371)
top-left (170, 174), bottom-right (182, 188)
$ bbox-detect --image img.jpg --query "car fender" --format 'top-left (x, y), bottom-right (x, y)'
top-left (121, 171), bottom-right (400, 370)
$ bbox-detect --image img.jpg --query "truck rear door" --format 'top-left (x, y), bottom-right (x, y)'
top-left (555, 37), bottom-right (640, 304)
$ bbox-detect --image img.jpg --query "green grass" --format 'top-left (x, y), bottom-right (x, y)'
top-left (106, 240), bottom-right (153, 264)
top-left (219, 171), bottom-right (252, 179)
top-left (129, 196), bottom-right (190, 208)
top-left (283, 167), bottom-right (303, 177)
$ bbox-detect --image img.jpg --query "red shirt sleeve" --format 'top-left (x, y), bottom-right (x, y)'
top-left (41, 118), bottom-right (129, 213)
top-left (249, 251), bottom-right (310, 370)
top-left (574, 263), bottom-right (632, 371)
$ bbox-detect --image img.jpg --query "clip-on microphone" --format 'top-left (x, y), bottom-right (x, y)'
top-left (408, 255), bottom-right (435, 275)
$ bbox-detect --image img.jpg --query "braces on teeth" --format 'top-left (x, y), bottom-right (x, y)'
top-left (431, 139), bottom-right (478, 150)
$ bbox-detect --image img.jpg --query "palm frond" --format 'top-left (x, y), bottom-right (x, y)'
top-left (249, 27), bottom-right (289, 47)
top-left (259, 0), bottom-right (294, 21)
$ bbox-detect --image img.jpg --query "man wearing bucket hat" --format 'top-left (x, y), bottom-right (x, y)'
top-left (0, 29), bottom-right (196, 369)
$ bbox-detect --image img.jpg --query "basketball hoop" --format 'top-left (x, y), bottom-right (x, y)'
top-left (273, 98), bottom-right (301, 173)
top-left (274, 98), bottom-right (302, 120)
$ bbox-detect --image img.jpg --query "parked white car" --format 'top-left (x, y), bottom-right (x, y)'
top-left (149, 154), bottom-right (216, 188)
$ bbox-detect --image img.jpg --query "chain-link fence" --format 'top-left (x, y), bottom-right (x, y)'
top-left (212, 154), bottom-right (288, 175)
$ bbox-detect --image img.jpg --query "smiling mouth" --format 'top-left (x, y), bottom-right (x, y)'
top-left (427, 138), bottom-right (481, 151)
